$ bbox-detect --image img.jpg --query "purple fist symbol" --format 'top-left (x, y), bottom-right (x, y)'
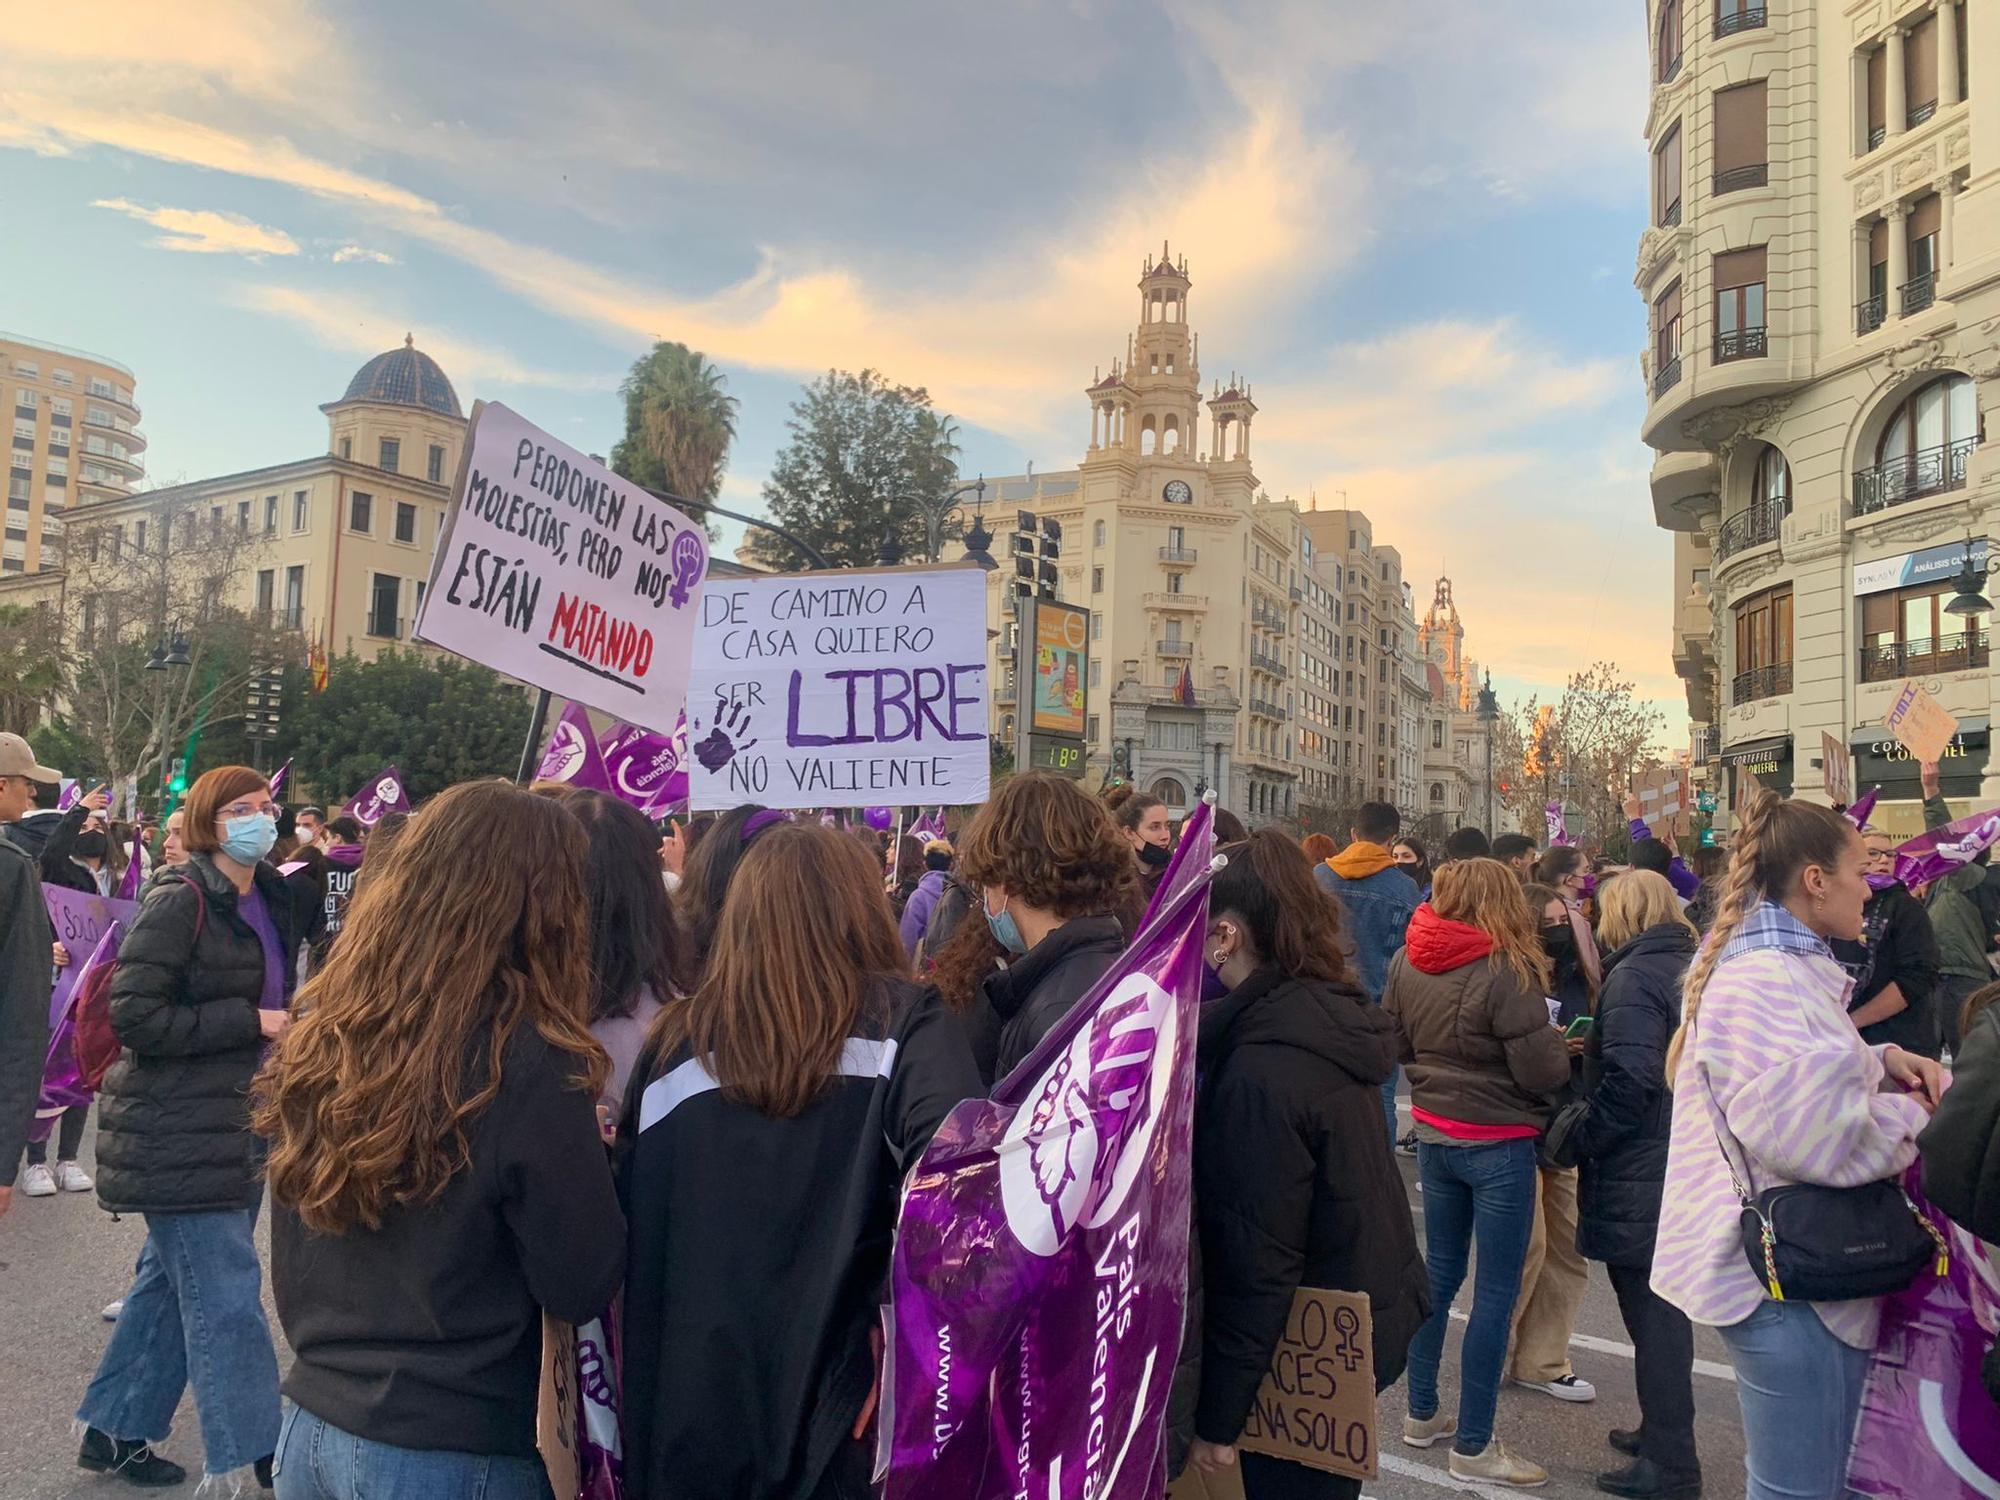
top-left (668, 530), bottom-right (704, 610)
top-left (694, 695), bottom-right (757, 772)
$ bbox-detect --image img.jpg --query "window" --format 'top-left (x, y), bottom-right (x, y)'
top-left (49, 396), bottom-right (70, 420)
top-left (415, 580), bottom-right (426, 617)
top-left (1906, 193), bottom-right (1941, 312)
top-left (1715, 0), bottom-right (1764, 37)
top-left (1089, 659), bottom-right (1102, 689)
top-left (1862, 217), bottom-right (1890, 332)
top-left (209, 504), bottom-right (223, 538)
top-left (338, 436), bottom-right (351, 460)
top-left (51, 369), bottom-right (72, 388)
top-left (394, 501), bottom-right (417, 543)
top-left (1714, 81), bottom-right (1769, 192)
top-left (1866, 43), bottom-right (1888, 149)
top-left (427, 444), bottom-right (444, 484)
top-left (293, 490), bottom-right (310, 532)
top-left (1714, 247), bottom-right (1767, 361)
top-left (1860, 374), bottom-right (1979, 511)
top-left (379, 437), bottom-right (400, 473)
top-left (134, 519), bottom-right (146, 552)
top-left (1087, 715), bottom-right (1100, 743)
top-left (284, 566), bottom-right (305, 629)
top-left (1092, 614), bottom-right (1103, 640)
top-left (86, 405), bottom-right (112, 428)
top-left (1167, 571), bottom-right (1182, 594)
top-left (1432, 719), bottom-right (1444, 749)
top-left (237, 499), bottom-right (251, 534)
top-left (1652, 279), bottom-right (1684, 391)
top-left (15, 389), bottom-right (36, 411)
top-left (1755, 443), bottom-right (1790, 511)
top-left (1657, 0), bottom-right (1682, 79)
top-left (368, 573), bottom-right (400, 637)
top-left (1733, 584), bottom-right (1794, 700)
top-left (262, 495), bottom-right (277, 533)
top-left (1906, 10), bottom-right (1939, 125)
top-left (1093, 520), bottom-right (1105, 547)
top-left (1861, 581), bottom-right (1989, 681)
top-left (255, 569), bottom-right (275, 618)
top-left (1092, 566), bottom-right (1103, 593)
top-left (350, 491), bottom-right (373, 533)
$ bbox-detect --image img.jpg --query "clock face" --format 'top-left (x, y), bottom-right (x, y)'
top-left (1163, 480), bottom-right (1193, 505)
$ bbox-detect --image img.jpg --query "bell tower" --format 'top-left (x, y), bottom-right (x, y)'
top-left (1128, 242), bottom-right (1200, 460)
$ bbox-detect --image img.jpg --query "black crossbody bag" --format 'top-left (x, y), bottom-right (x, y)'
top-left (1700, 1066), bottom-right (1946, 1303)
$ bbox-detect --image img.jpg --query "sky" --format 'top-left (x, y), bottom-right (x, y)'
top-left (0, 0), bottom-right (1673, 727)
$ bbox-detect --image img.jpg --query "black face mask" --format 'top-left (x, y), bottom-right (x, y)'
top-left (1541, 926), bottom-right (1576, 960)
top-left (1139, 841), bottom-right (1173, 870)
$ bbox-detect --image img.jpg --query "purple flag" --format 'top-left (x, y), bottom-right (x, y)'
top-left (114, 823), bottom-right (146, 900)
top-left (600, 713), bottom-right (689, 817)
top-left (44, 886), bottom-right (139, 1032)
top-left (32, 920), bottom-right (123, 1141)
top-left (1846, 786), bottom-right (1881, 829)
top-left (56, 779), bottom-right (80, 813)
top-left (269, 758), bottom-right (292, 798)
top-left (910, 808), bottom-right (948, 843)
top-left (342, 765), bottom-right (413, 829)
top-left (536, 702), bottom-right (616, 792)
top-left (1545, 800), bottom-right (1573, 847)
top-left (1893, 805), bottom-right (2000, 891)
top-left (881, 811), bottom-right (1215, 1499)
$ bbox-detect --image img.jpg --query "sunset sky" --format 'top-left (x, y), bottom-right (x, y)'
top-left (0, 1), bottom-right (1669, 720)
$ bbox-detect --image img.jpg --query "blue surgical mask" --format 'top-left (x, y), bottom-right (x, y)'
top-left (219, 813), bottom-right (277, 865)
top-left (983, 890), bottom-right (1029, 956)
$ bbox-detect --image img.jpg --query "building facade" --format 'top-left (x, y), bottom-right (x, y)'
top-left (1640, 0), bottom-right (1997, 836)
top-left (2, 333), bottom-right (143, 576)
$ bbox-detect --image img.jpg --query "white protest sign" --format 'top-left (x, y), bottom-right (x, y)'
top-left (686, 567), bottom-right (990, 812)
top-left (414, 401), bottom-right (708, 735)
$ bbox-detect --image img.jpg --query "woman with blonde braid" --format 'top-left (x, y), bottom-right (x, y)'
top-left (1651, 791), bottom-right (1947, 1500)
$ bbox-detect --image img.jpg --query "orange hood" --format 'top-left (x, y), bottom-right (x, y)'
top-left (1327, 842), bottom-right (1397, 881)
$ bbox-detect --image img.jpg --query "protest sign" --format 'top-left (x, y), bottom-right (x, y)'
top-left (1630, 765), bottom-right (1690, 839)
top-left (538, 1315), bottom-right (580, 1500)
top-left (342, 765), bottom-right (412, 828)
top-left (415, 401), bottom-right (707, 736)
top-left (1236, 1288), bottom-right (1378, 1480)
top-left (1545, 800), bottom-right (1572, 847)
top-left (1820, 732), bottom-right (1852, 806)
top-left (600, 714), bottom-right (688, 817)
top-left (686, 567), bottom-right (989, 813)
top-left (44, 887), bottom-right (138, 1031)
top-left (1883, 680), bottom-right (1960, 764)
top-left (881, 809), bottom-right (1214, 1500)
top-left (535, 701), bottom-right (615, 792)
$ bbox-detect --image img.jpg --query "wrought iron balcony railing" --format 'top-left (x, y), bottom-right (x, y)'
top-left (1859, 632), bottom-right (1987, 683)
top-left (1715, 496), bottom-right (1786, 561)
top-left (1731, 662), bottom-right (1793, 704)
top-left (1715, 326), bottom-right (1768, 363)
top-left (1715, 5), bottom-right (1766, 38)
top-left (1852, 436), bottom-right (1977, 516)
top-left (1714, 163), bottom-right (1769, 194)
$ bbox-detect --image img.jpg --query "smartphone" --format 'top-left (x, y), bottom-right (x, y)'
top-left (1564, 1015), bottom-right (1595, 1040)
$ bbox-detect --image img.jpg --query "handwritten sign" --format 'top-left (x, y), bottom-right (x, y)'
top-left (1631, 766), bottom-right (1690, 839)
top-left (44, 887), bottom-right (137, 1028)
top-left (1883, 679), bottom-right (1961, 764)
top-left (1237, 1287), bottom-right (1377, 1479)
top-left (1822, 731), bottom-right (1853, 805)
top-left (415, 401), bottom-right (707, 735)
top-left (537, 1315), bottom-right (579, 1500)
top-left (685, 567), bottom-right (990, 812)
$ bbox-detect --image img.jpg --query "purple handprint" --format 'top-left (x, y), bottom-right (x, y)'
top-left (693, 695), bottom-right (758, 772)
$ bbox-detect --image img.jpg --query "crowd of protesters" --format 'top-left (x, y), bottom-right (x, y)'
top-left (1, 726), bottom-right (1997, 1500)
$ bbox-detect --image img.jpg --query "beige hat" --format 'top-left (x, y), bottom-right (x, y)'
top-left (0, 732), bottom-right (60, 783)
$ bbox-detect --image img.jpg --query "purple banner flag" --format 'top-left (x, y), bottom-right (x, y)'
top-left (32, 920), bottom-right (123, 1141)
top-left (1892, 805), bottom-right (2000, 891)
top-left (269, 758), bottom-right (292, 797)
top-left (880, 810), bottom-right (1215, 1499)
top-left (599, 713), bottom-right (688, 817)
top-left (342, 765), bottom-right (413, 829)
top-left (115, 822), bottom-right (146, 900)
top-left (46, 886), bottom-right (140, 1035)
top-left (1845, 786), bottom-right (1881, 830)
top-left (1545, 800), bottom-right (1573, 847)
top-left (909, 808), bottom-right (948, 843)
top-left (56, 779), bottom-right (80, 813)
top-left (535, 702), bottom-right (616, 792)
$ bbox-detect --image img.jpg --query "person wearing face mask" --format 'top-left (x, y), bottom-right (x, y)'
top-left (1105, 785), bottom-right (1175, 892)
top-left (1185, 831), bottom-right (1430, 1496)
top-left (1392, 836), bottom-right (1433, 894)
top-left (74, 765), bottom-right (294, 1491)
top-left (1533, 845), bottom-right (1603, 992)
top-left (1829, 824), bottom-right (1941, 1058)
top-left (932, 773), bottom-right (1138, 1084)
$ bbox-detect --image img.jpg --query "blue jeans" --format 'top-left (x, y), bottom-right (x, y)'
top-left (1717, 1300), bottom-right (1869, 1500)
top-left (77, 1204), bottom-right (281, 1477)
top-left (1404, 1138), bottom-right (1539, 1455)
top-left (1380, 1068), bottom-right (1400, 1142)
top-left (273, 1404), bottom-right (555, 1500)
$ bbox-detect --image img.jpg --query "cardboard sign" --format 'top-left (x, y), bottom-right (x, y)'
top-left (415, 401), bottom-right (708, 735)
top-left (686, 566), bottom-right (990, 812)
top-left (44, 887), bottom-right (137, 1029)
top-left (537, 1314), bottom-right (579, 1500)
top-left (1235, 1288), bottom-right (1378, 1480)
top-left (1882, 680), bottom-right (1961, 764)
top-left (1822, 731), bottom-right (1853, 805)
top-left (1630, 765), bottom-right (1691, 839)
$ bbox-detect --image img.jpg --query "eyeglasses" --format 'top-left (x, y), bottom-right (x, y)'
top-left (217, 801), bottom-right (279, 820)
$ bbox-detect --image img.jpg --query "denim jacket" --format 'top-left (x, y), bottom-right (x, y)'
top-left (1314, 860), bottom-right (1420, 1002)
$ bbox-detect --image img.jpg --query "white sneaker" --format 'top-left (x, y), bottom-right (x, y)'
top-left (101, 1300), bottom-right (123, 1322)
top-left (1450, 1441), bottom-right (1549, 1487)
top-left (1516, 1373), bottom-right (1596, 1403)
top-left (18, 1163), bottom-right (56, 1197)
top-left (54, 1161), bottom-right (93, 1192)
top-left (1404, 1411), bottom-right (1458, 1448)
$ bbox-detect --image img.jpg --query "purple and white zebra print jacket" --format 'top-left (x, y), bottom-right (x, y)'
top-left (1650, 903), bottom-right (1933, 1349)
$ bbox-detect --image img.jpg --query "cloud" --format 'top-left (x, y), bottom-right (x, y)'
top-left (332, 244), bottom-right (395, 265)
top-left (92, 197), bottom-right (299, 257)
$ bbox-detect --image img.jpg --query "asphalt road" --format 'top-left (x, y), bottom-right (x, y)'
top-left (0, 1105), bottom-right (1748, 1500)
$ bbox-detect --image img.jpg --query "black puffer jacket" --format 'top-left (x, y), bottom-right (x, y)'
top-left (1921, 1001), bottom-right (2000, 1242)
top-left (96, 853), bottom-right (297, 1215)
top-left (1576, 923), bottom-right (1694, 1268)
top-left (975, 914), bottom-right (1125, 1085)
top-left (1193, 969), bottom-right (1430, 1446)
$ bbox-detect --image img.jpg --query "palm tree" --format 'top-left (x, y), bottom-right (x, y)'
top-left (609, 343), bottom-right (739, 533)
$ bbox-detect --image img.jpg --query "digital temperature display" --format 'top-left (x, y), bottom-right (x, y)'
top-left (1028, 733), bottom-right (1087, 777)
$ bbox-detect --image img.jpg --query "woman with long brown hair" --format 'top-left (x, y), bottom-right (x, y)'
top-left (618, 821), bottom-right (979, 1500)
top-left (256, 781), bottom-right (623, 1500)
top-left (932, 771), bottom-right (1140, 1083)
top-left (1384, 858), bottom-right (1570, 1488)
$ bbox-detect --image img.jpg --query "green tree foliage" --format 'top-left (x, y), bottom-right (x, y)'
top-left (277, 649), bottom-right (531, 805)
top-left (0, 603), bottom-right (66, 733)
top-left (751, 369), bottom-right (960, 571)
top-left (610, 342), bottom-right (738, 536)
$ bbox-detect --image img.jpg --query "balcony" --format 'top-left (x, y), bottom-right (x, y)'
top-left (1852, 436), bottom-right (1976, 516)
top-left (1859, 631), bottom-right (1988, 684)
top-left (1652, 354), bottom-right (1684, 397)
top-left (1716, 497), bottom-right (1787, 561)
top-left (1157, 546), bottom-right (1198, 565)
top-left (1731, 662), bottom-right (1793, 704)
top-left (1661, 198), bottom-right (1683, 228)
top-left (1713, 164), bottom-right (1769, 194)
top-left (1909, 99), bottom-right (1938, 128)
top-left (1857, 293), bottom-right (1888, 335)
top-left (1157, 638), bottom-right (1193, 658)
top-left (1250, 650), bottom-right (1288, 679)
top-left (1714, 326), bottom-right (1767, 364)
top-left (1249, 697), bottom-right (1285, 720)
top-left (1714, 4), bottom-right (1765, 37)
top-left (1901, 272), bottom-right (1936, 317)
top-left (1289, 584), bottom-right (1303, 602)
top-left (1868, 125), bottom-right (1888, 151)
top-left (1145, 590), bottom-right (1207, 612)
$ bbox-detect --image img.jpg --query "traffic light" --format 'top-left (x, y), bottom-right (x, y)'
top-left (168, 758), bottom-right (188, 796)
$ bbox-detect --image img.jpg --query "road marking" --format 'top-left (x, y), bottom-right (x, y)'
top-left (1444, 1309), bottom-right (1736, 1383)
top-left (1378, 1451), bottom-right (1548, 1500)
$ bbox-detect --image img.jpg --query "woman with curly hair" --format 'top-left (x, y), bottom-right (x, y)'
top-left (933, 772), bottom-right (1141, 1083)
top-left (255, 781), bottom-right (623, 1499)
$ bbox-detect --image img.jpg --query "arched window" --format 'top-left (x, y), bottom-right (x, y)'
top-left (1153, 776), bottom-right (1187, 809)
top-left (1866, 375), bottom-right (1979, 509)
top-left (1140, 415), bottom-right (1158, 456)
top-left (1429, 782), bottom-right (1445, 805)
top-left (1163, 416), bottom-right (1180, 455)
top-left (1754, 444), bottom-right (1790, 513)
top-left (1002, 714), bottom-right (1015, 740)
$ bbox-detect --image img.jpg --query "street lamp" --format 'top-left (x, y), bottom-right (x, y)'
top-left (145, 623), bottom-right (191, 672)
top-left (878, 478), bottom-right (994, 568)
top-left (1943, 532), bottom-right (1998, 617)
top-left (1475, 669), bottom-right (1499, 837)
